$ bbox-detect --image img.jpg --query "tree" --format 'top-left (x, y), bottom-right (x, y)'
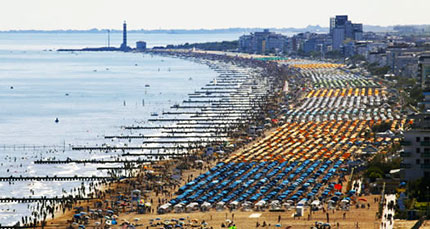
top-left (325, 50), bottom-right (344, 59)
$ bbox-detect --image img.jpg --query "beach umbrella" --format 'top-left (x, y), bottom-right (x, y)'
top-left (73, 214), bottom-right (81, 219)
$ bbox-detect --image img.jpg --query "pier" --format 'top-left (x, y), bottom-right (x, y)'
top-left (34, 159), bottom-right (155, 164)
top-left (0, 197), bottom-right (96, 203)
top-left (105, 135), bottom-right (227, 139)
top-left (0, 176), bottom-right (119, 182)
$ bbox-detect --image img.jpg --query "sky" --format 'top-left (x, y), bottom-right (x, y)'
top-left (0, 0), bottom-right (429, 30)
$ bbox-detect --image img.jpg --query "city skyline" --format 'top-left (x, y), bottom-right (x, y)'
top-left (0, 0), bottom-right (429, 30)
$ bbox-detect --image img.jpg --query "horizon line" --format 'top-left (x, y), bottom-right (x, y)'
top-left (0, 24), bottom-right (429, 32)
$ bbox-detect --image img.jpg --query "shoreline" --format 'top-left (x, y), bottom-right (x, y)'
top-left (42, 52), bottom-right (394, 228)
top-left (10, 49), bottom-right (286, 226)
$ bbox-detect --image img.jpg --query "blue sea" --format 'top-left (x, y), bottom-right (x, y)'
top-left (0, 31), bottom-right (242, 225)
top-left (0, 32), bottom-right (244, 146)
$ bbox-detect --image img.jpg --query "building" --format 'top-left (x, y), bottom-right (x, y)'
top-left (136, 41), bottom-right (147, 51)
top-left (239, 29), bottom-right (287, 54)
top-left (329, 17), bottom-right (336, 36)
top-left (401, 54), bottom-right (430, 180)
top-left (330, 15), bottom-right (363, 50)
top-left (353, 24), bottom-right (363, 40)
top-left (401, 113), bottom-right (430, 180)
top-left (368, 51), bottom-right (387, 66)
top-left (419, 54), bottom-right (430, 92)
top-left (302, 33), bottom-right (331, 55)
top-left (332, 28), bottom-right (345, 50)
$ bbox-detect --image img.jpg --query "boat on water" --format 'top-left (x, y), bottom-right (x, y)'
top-left (145, 84), bottom-right (150, 87)
top-left (150, 112), bottom-right (158, 117)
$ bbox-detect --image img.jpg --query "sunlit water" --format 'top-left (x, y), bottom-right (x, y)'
top-left (0, 32), bottom-right (236, 225)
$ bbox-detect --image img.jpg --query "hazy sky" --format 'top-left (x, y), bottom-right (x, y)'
top-left (1, 0), bottom-right (429, 30)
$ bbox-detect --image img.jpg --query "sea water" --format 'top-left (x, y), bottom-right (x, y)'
top-left (0, 32), bottom-right (237, 225)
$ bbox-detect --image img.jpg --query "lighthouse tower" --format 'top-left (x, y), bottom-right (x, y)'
top-left (120, 21), bottom-right (129, 51)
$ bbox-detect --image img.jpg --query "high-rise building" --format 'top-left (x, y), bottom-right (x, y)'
top-left (401, 114), bottom-right (430, 180)
top-left (330, 15), bottom-right (363, 50)
top-left (401, 54), bottom-right (430, 180)
top-left (353, 24), bottom-right (363, 40)
top-left (329, 17), bottom-right (336, 36)
top-left (419, 54), bottom-right (430, 92)
top-left (335, 15), bottom-right (348, 27)
top-left (332, 28), bottom-right (345, 50)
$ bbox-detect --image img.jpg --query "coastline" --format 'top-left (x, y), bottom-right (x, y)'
top-left (42, 50), bottom-right (394, 228)
top-left (16, 50), bottom-right (287, 227)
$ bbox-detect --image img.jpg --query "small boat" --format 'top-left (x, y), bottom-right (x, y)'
top-left (188, 77), bottom-right (193, 80)
top-left (145, 84), bottom-right (150, 87)
top-left (150, 112), bottom-right (158, 117)
top-left (55, 118), bottom-right (59, 123)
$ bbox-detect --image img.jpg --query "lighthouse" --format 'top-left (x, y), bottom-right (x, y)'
top-left (120, 21), bottom-right (129, 51)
